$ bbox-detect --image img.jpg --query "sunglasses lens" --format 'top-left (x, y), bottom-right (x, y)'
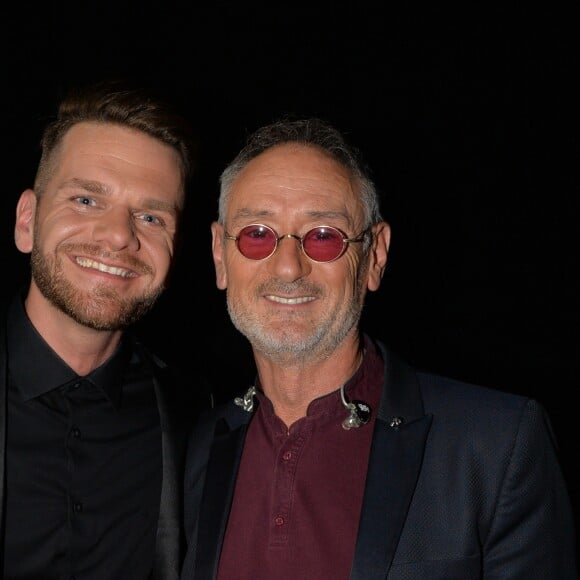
top-left (302, 227), bottom-right (346, 262)
top-left (236, 225), bottom-right (277, 260)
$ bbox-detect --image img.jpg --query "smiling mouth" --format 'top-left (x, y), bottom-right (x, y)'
top-left (266, 295), bottom-right (316, 305)
top-left (75, 257), bottom-right (137, 278)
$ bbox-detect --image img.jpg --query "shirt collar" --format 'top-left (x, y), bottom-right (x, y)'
top-left (7, 293), bottom-right (131, 407)
top-left (253, 334), bottom-right (384, 421)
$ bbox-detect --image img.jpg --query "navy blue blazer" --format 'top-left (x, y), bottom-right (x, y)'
top-left (181, 339), bottom-right (578, 579)
top-left (0, 305), bottom-right (205, 580)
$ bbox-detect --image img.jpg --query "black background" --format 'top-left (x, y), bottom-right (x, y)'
top-left (3, 4), bottom-right (578, 533)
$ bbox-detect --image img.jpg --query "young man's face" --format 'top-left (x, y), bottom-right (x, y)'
top-left (15, 121), bottom-right (184, 330)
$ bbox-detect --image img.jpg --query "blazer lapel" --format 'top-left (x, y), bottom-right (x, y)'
top-left (350, 343), bottom-right (432, 580)
top-left (0, 312), bottom-right (7, 555)
top-left (195, 408), bottom-right (250, 579)
top-left (152, 371), bottom-right (183, 580)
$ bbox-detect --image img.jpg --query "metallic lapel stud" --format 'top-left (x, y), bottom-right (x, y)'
top-left (389, 416), bottom-right (404, 429)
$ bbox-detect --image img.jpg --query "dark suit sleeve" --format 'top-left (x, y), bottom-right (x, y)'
top-left (483, 399), bottom-right (578, 578)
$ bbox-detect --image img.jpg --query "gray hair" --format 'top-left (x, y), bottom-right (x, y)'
top-left (218, 118), bottom-right (382, 233)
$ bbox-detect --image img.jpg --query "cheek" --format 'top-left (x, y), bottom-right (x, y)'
top-left (142, 238), bottom-right (175, 275)
top-left (332, 257), bottom-right (368, 303)
top-left (34, 212), bottom-right (86, 247)
top-left (337, 254), bottom-right (362, 288)
top-left (222, 258), bottom-right (268, 296)
top-left (32, 220), bottom-right (64, 252)
top-left (155, 247), bottom-right (174, 276)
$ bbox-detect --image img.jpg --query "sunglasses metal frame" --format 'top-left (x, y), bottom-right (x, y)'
top-left (224, 223), bottom-right (369, 263)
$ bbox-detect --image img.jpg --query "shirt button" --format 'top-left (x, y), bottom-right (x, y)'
top-left (71, 427), bottom-right (81, 439)
top-left (73, 502), bottom-right (83, 513)
top-left (282, 451), bottom-right (292, 461)
top-left (274, 515), bottom-right (285, 526)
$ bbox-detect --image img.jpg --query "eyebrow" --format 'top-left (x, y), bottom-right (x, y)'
top-left (231, 208), bottom-right (351, 222)
top-left (231, 208), bottom-right (272, 221)
top-left (60, 178), bottom-right (111, 195)
top-left (60, 178), bottom-right (180, 215)
top-left (304, 210), bottom-right (350, 221)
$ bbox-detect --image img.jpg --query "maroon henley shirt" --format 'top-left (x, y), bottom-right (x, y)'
top-left (217, 338), bottom-right (384, 580)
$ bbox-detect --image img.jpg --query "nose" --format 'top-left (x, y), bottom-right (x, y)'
top-left (92, 208), bottom-right (140, 252)
top-left (266, 234), bottom-right (311, 281)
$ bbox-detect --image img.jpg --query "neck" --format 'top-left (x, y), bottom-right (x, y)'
top-left (253, 336), bottom-right (365, 427)
top-left (24, 289), bottom-right (123, 376)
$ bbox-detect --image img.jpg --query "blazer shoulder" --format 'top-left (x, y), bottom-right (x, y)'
top-left (412, 368), bottom-right (564, 459)
top-left (416, 369), bottom-right (531, 414)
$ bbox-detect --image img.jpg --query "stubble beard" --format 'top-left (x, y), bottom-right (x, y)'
top-left (30, 245), bottom-right (164, 331)
top-left (226, 269), bottom-right (368, 365)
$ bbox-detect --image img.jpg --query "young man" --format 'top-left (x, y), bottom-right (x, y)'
top-left (1, 80), bottom-right (209, 579)
top-left (181, 118), bottom-right (577, 579)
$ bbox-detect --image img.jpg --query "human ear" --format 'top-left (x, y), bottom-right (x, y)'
top-left (211, 221), bottom-right (228, 290)
top-left (14, 189), bottom-right (37, 254)
top-left (367, 221), bottom-right (390, 292)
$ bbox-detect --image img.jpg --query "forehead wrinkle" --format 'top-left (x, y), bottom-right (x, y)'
top-left (229, 147), bottom-right (362, 228)
top-left (258, 173), bottom-right (349, 198)
top-left (245, 147), bottom-right (351, 187)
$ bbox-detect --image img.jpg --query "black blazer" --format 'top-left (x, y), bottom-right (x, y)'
top-left (181, 340), bottom-right (578, 579)
top-left (0, 307), bottom-right (204, 580)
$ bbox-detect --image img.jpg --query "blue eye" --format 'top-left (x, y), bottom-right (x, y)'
top-left (137, 213), bottom-right (163, 225)
top-left (75, 196), bottom-right (96, 206)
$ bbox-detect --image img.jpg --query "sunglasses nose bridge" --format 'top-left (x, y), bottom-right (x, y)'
top-left (275, 232), bottom-right (304, 254)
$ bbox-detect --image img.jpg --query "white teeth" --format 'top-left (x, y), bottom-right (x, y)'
top-left (267, 295), bottom-right (315, 304)
top-left (76, 257), bottom-right (134, 278)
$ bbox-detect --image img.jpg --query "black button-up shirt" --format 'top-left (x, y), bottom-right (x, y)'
top-left (4, 296), bottom-right (162, 579)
